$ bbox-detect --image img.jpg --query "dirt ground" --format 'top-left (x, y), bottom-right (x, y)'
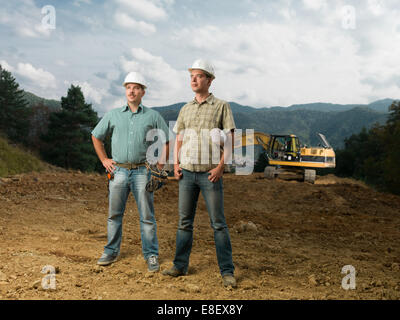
top-left (0, 169), bottom-right (399, 300)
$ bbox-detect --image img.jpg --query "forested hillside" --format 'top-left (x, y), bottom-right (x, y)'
top-left (154, 101), bottom-right (390, 149)
top-left (23, 91), bottom-right (61, 109)
top-left (335, 101), bottom-right (400, 195)
top-left (0, 65), bottom-right (100, 175)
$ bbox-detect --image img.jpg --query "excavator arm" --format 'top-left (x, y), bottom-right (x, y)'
top-left (234, 131), bottom-right (271, 150)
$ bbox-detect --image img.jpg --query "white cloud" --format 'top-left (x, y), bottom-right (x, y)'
top-left (0, 60), bottom-right (14, 72)
top-left (175, 1), bottom-right (400, 106)
top-left (91, 47), bottom-right (190, 114)
top-left (16, 63), bottom-right (56, 89)
top-left (55, 60), bottom-right (67, 67)
top-left (0, 0), bottom-right (52, 38)
top-left (302, 0), bottom-right (327, 11)
top-left (110, 97), bottom-right (126, 111)
top-left (115, 0), bottom-right (167, 21)
top-left (3, 1), bottom-right (399, 110)
top-left (114, 12), bottom-right (156, 35)
top-left (367, 0), bottom-right (385, 16)
top-left (111, 0), bottom-right (171, 35)
top-left (111, 48), bottom-right (190, 109)
top-left (73, 0), bottom-right (92, 7)
top-left (71, 81), bottom-right (108, 105)
top-left (1, 60), bottom-right (57, 90)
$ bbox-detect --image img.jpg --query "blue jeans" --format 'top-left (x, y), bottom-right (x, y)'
top-left (104, 166), bottom-right (158, 259)
top-left (173, 169), bottom-right (234, 276)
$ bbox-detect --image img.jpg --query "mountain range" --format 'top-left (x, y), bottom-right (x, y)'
top-left (24, 91), bottom-right (394, 149)
top-left (153, 99), bottom-right (393, 149)
top-left (23, 91), bottom-right (61, 110)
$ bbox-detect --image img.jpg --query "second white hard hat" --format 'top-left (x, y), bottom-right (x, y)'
top-left (123, 72), bottom-right (147, 89)
top-left (188, 59), bottom-right (215, 79)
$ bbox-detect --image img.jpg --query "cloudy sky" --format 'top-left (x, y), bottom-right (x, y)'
top-left (1, 0), bottom-right (400, 115)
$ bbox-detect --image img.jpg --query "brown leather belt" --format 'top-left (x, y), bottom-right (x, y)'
top-left (116, 163), bottom-right (146, 170)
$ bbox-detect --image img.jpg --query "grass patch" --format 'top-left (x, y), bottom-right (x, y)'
top-left (0, 137), bottom-right (45, 177)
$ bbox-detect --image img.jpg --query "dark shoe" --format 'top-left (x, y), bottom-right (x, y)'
top-left (97, 253), bottom-right (119, 266)
top-left (162, 265), bottom-right (187, 277)
top-left (222, 274), bottom-right (237, 288)
top-left (147, 255), bottom-right (160, 273)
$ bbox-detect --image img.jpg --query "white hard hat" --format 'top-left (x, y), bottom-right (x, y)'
top-left (123, 72), bottom-right (147, 89)
top-left (188, 59), bottom-right (215, 79)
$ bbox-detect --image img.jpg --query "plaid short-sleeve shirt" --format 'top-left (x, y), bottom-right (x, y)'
top-left (173, 94), bottom-right (236, 172)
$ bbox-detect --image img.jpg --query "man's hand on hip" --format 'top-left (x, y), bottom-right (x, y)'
top-left (174, 164), bottom-right (183, 180)
top-left (102, 158), bottom-right (116, 173)
top-left (208, 166), bottom-right (224, 183)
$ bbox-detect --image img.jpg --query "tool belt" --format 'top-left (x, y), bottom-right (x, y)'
top-left (144, 162), bottom-right (169, 192)
top-left (115, 163), bottom-right (146, 170)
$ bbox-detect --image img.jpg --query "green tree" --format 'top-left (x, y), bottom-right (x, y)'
top-left (0, 65), bottom-right (31, 143)
top-left (28, 102), bottom-right (52, 151)
top-left (335, 126), bottom-right (385, 184)
top-left (382, 101), bottom-right (400, 193)
top-left (335, 100), bottom-right (400, 195)
top-left (41, 85), bottom-right (99, 171)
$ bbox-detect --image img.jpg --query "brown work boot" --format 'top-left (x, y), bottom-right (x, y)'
top-left (162, 265), bottom-right (187, 277)
top-left (222, 274), bottom-right (237, 288)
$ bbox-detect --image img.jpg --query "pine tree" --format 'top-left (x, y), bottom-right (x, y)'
top-left (28, 102), bottom-right (54, 151)
top-left (41, 85), bottom-right (99, 171)
top-left (335, 101), bottom-right (400, 195)
top-left (387, 100), bottom-right (400, 125)
top-left (383, 101), bottom-right (400, 194)
top-left (0, 65), bottom-right (31, 143)
top-left (335, 126), bottom-right (385, 184)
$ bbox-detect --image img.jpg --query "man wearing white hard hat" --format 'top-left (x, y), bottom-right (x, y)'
top-left (162, 59), bottom-right (237, 288)
top-left (91, 72), bottom-right (170, 272)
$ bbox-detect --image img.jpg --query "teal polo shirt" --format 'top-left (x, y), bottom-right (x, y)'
top-left (92, 104), bottom-right (170, 164)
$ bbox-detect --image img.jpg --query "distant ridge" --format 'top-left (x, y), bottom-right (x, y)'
top-left (23, 91), bottom-right (61, 109)
top-left (24, 89), bottom-right (394, 115)
top-left (24, 90), bottom-right (396, 149)
top-left (228, 98), bottom-right (395, 113)
top-left (284, 98), bottom-right (394, 113)
top-left (153, 99), bottom-right (394, 149)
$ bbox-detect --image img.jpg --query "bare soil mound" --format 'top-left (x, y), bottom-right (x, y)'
top-left (1, 171), bottom-right (399, 300)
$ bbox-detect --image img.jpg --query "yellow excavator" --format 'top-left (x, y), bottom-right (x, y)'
top-left (234, 132), bottom-right (336, 183)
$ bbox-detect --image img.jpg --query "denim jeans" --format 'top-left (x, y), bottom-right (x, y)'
top-left (104, 166), bottom-right (158, 259)
top-left (173, 169), bottom-right (234, 276)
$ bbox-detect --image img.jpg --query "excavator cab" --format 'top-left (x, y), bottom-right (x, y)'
top-left (269, 135), bottom-right (300, 161)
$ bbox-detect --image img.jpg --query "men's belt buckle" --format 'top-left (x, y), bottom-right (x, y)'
top-left (129, 163), bottom-right (138, 170)
top-left (118, 163), bottom-right (144, 170)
